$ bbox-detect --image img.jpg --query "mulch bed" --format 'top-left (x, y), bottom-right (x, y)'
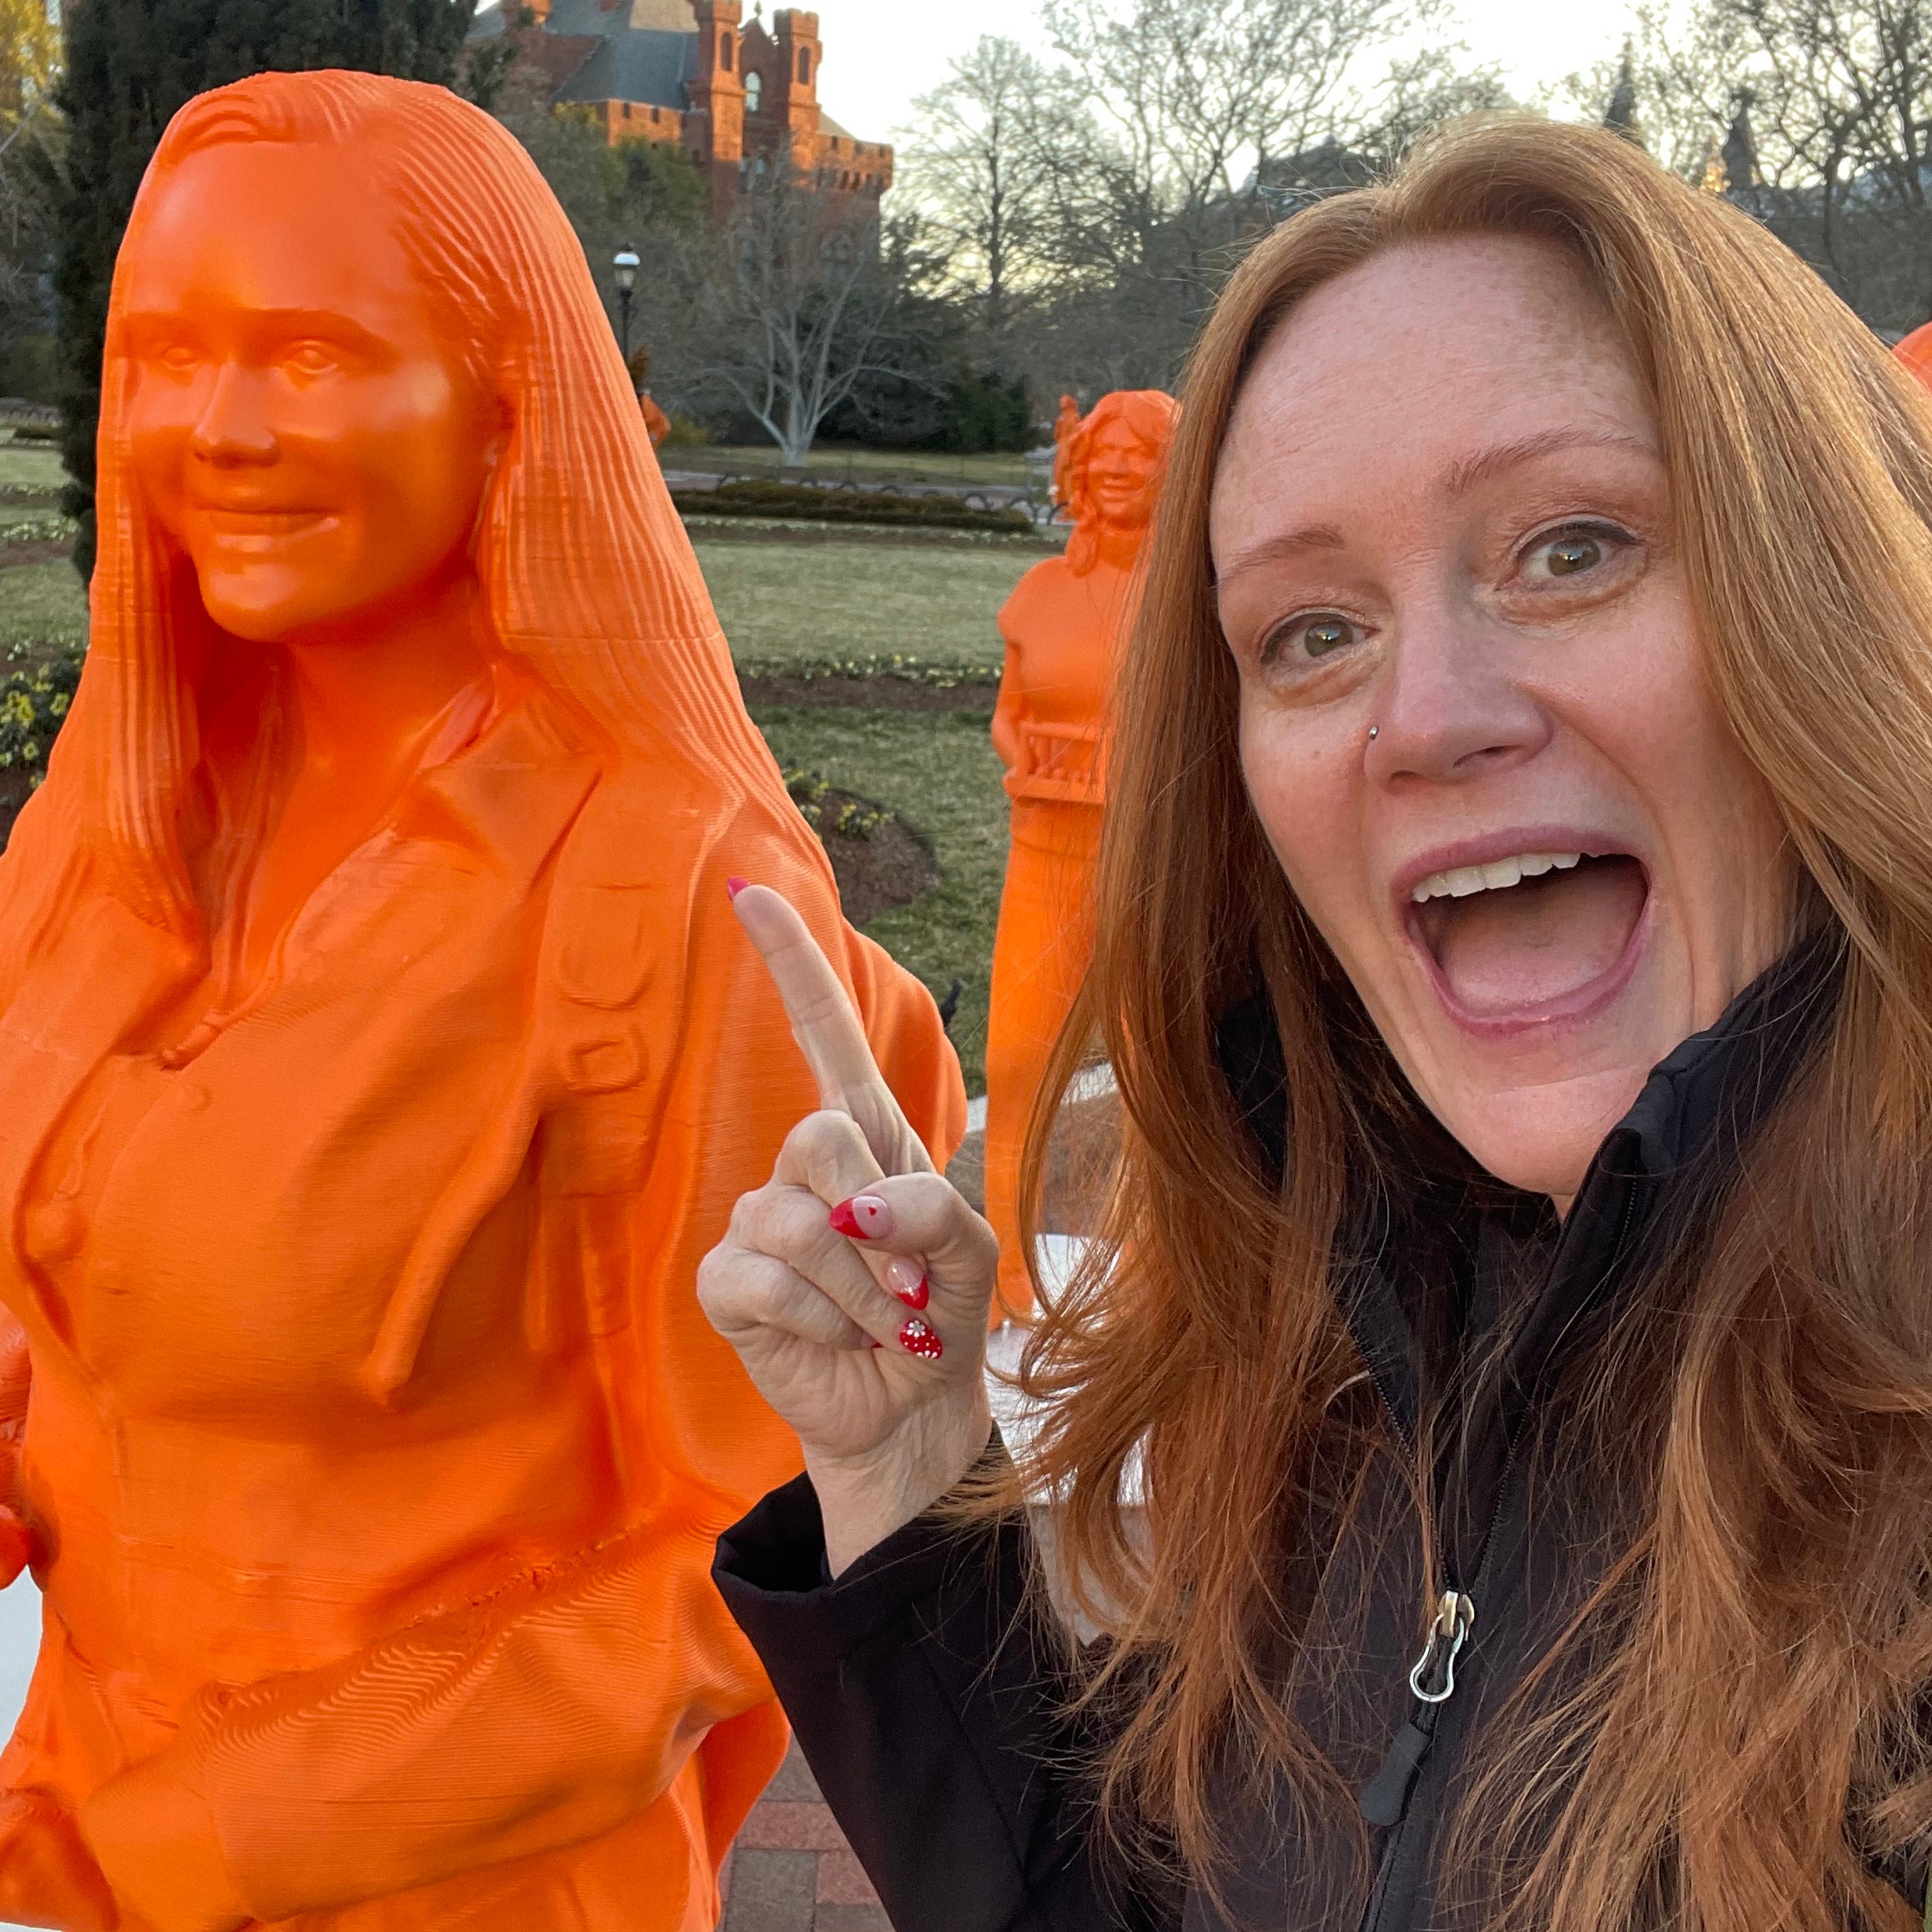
top-left (0, 540), bottom-right (73, 568)
top-left (741, 672), bottom-right (995, 712)
top-left (814, 787), bottom-right (939, 924)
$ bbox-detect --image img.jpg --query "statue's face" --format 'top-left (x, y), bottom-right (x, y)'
top-left (119, 142), bottom-right (502, 647)
top-left (1085, 417), bottom-right (1159, 533)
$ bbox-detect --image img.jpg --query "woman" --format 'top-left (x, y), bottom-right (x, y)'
top-left (701, 115), bottom-right (1932, 1932)
top-left (0, 69), bottom-right (961, 1932)
top-left (984, 390), bottom-right (1175, 1319)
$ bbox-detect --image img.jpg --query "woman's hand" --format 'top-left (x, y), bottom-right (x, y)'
top-left (699, 885), bottom-right (997, 1575)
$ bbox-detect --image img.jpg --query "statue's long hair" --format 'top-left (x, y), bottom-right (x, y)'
top-left (1009, 117), bottom-right (1932, 1929)
top-left (3, 68), bottom-right (813, 962)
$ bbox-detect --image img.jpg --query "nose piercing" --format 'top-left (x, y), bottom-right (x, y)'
top-left (1367, 724), bottom-right (1379, 740)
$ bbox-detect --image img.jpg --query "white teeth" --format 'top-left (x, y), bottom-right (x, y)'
top-left (1409, 852), bottom-right (1587, 904)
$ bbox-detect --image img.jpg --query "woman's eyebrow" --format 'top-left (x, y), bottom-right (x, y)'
top-left (1442, 427), bottom-right (1656, 499)
top-left (1214, 522), bottom-right (1348, 591)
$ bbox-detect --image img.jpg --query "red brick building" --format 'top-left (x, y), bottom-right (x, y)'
top-left (467, 0), bottom-right (893, 206)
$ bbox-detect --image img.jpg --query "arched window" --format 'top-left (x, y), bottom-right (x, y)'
top-left (744, 68), bottom-right (762, 112)
top-left (797, 47), bottom-right (811, 83)
top-left (719, 33), bottom-right (732, 70)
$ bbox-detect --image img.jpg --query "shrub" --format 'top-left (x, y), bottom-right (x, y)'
top-left (671, 479), bottom-right (1030, 533)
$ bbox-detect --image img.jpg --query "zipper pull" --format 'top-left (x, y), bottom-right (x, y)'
top-left (1358, 1590), bottom-right (1477, 1829)
top-left (1408, 1588), bottom-right (1476, 1703)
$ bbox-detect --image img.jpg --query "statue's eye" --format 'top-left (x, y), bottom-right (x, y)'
top-left (283, 342), bottom-right (341, 378)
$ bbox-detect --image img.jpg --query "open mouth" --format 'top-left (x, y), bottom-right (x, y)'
top-left (1406, 848), bottom-right (1650, 1024)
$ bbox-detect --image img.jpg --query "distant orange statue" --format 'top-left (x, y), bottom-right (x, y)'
top-left (1049, 393), bottom-right (1080, 517)
top-left (984, 390), bottom-right (1176, 1321)
top-left (0, 71), bottom-right (962, 1932)
top-left (1898, 319), bottom-right (1932, 390)
top-left (627, 345), bottom-right (672, 449)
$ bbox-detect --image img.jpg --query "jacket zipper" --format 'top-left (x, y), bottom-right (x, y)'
top-left (1352, 1171), bottom-right (1643, 1931)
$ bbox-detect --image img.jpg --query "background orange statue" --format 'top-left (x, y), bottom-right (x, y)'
top-left (984, 390), bottom-right (1176, 1321)
top-left (1049, 394), bottom-right (1080, 516)
top-left (0, 70), bottom-right (962, 1932)
top-left (1897, 319), bottom-right (1932, 391)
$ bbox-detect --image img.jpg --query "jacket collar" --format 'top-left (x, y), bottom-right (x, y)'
top-left (1217, 928), bottom-right (1847, 1457)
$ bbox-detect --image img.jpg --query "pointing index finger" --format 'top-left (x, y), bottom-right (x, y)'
top-left (732, 883), bottom-right (933, 1174)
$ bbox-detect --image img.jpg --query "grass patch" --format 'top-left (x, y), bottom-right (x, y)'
top-left (0, 561), bottom-right (87, 652)
top-left (752, 705), bottom-right (1008, 1095)
top-left (697, 536), bottom-right (1024, 670)
top-left (0, 440), bottom-right (65, 499)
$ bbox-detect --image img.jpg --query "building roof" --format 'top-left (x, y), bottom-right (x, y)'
top-left (468, 0), bottom-right (697, 46)
top-left (552, 28), bottom-right (698, 108)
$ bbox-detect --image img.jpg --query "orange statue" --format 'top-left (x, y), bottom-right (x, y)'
top-left (984, 390), bottom-right (1176, 1321)
top-left (1898, 319), bottom-right (1932, 391)
top-left (0, 70), bottom-right (962, 1932)
top-left (627, 345), bottom-right (672, 449)
top-left (1049, 393), bottom-right (1080, 517)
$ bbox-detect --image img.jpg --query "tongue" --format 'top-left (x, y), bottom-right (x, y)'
top-left (1431, 859), bottom-right (1645, 1016)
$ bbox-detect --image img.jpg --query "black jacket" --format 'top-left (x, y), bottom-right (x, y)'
top-left (713, 938), bottom-right (1894, 1931)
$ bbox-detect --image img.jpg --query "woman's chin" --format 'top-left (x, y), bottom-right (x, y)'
top-left (1430, 1062), bottom-right (1654, 1203)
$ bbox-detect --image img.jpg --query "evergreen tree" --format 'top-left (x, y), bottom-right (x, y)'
top-left (50, 0), bottom-right (477, 578)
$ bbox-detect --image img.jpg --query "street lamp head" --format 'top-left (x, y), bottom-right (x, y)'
top-left (612, 246), bottom-right (641, 293)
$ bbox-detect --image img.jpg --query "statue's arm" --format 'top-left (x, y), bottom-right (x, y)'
top-left (991, 631), bottom-right (1027, 772)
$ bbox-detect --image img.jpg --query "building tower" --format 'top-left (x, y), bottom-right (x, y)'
top-left (771, 9), bottom-right (823, 179)
top-left (687, 0), bottom-right (746, 201)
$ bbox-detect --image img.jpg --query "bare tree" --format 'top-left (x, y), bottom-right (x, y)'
top-left (1570, 0), bottom-right (1932, 327)
top-left (898, 37), bottom-right (1102, 339)
top-left (695, 172), bottom-right (938, 464)
top-left (1041, 0), bottom-right (1441, 210)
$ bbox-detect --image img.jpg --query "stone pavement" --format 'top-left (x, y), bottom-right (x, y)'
top-left (719, 1738), bottom-right (889, 1932)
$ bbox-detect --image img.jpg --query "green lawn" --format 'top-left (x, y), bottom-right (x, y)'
top-left (0, 560), bottom-right (87, 652)
top-left (695, 536), bottom-right (1029, 670)
top-left (752, 705), bottom-right (1007, 1095)
top-left (671, 444), bottom-right (1031, 489)
top-left (0, 440), bottom-right (63, 498)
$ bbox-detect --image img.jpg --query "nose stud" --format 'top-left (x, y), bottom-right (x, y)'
top-left (1367, 725), bottom-right (1379, 741)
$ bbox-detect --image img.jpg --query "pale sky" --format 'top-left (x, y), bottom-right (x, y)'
top-left (806, 0), bottom-right (1642, 158)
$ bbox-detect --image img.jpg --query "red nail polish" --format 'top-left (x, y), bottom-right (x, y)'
top-left (726, 876), bottom-right (748, 899)
top-left (884, 1256), bottom-right (928, 1309)
top-left (898, 1317), bottom-right (942, 1359)
top-left (828, 1195), bottom-right (889, 1240)
top-left (868, 1337), bottom-right (883, 1350)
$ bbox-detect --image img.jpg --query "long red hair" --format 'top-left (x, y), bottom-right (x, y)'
top-left (1010, 116), bottom-right (1932, 1929)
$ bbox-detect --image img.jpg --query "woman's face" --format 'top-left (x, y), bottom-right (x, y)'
top-left (1211, 236), bottom-right (1792, 1207)
top-left (1085, 417), bottom-right (1159, 532)
top-left (119, 142), bottom-right (501, 647)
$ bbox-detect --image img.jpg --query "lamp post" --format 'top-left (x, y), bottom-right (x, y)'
top-left (612, 246), bottom-right (640, 365)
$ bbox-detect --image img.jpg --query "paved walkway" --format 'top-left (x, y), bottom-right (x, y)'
top-left (720, 1738), bottom-right (888, 1932)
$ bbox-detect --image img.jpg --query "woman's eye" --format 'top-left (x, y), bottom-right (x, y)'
top-left (1521, 522), bottom-right (1630, 581)
top-left (1262, 612), bottom-right (1361, 667)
